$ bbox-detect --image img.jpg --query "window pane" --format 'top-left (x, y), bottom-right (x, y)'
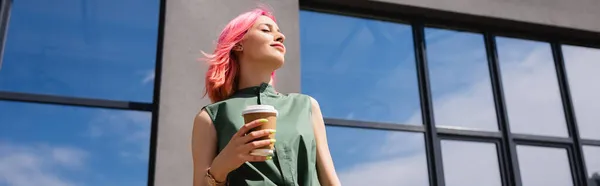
top-left (562, 45), bottom-right (600, 140)
top-left (0, 0), bottom-right (159, 102)
top-left (441, 140), bottom-right (502, 186)
top-left (326, 126), bottom-right (429, 186)
top-left (496, 37), bottom-right (568, 137)
top-left (0, 101), bottom-right (150, 186)
top-left (517, 145), bottom-right (573, 186)
top-left (583, 146), bottom-right (600, 185)
top-left (300, 11), bottom-right (422, 125)
top-left (425, 28), bottom-right (498, 131)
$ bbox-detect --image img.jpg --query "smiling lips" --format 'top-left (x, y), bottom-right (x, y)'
top-left (271, 43), bottom-right (285, 52)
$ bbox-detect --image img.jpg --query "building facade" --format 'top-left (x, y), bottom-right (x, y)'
top-left (0, 0), bottom-right (599, 186)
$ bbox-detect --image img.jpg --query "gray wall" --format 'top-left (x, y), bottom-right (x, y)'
top-left (373, 0), bottom-right (600, 32)
top-left (154, 0), bottom-right (300, 185)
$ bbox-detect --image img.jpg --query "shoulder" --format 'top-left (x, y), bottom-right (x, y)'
top-left (287, 93), bottom-right (321, 113)
top-left (200, 99), bottom-right (230, 120)
top-left (192, 109), bottom-right (213, 135)
top-left (194, 107), bottom-right (213, 124)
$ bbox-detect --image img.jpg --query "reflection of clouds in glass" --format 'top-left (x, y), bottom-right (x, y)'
top-left (517, 145), bottom-right (573, 186)
top-left (300, 11), bottom-right (421, 125)
top-left (142, 70), bottom-right (155, 85)
top-left (301, 11), bottom-right (594, 186)
top-left (0, 101), bottom-right (150, 186)
top-left (87, 111), bottom-right (151, 161)
top-left (329, 129), bottom-right (429, 186)
top-left (562, 45), bottom-right (600, 140)
top-left (425, 28), bottom-right (498, 131)
top-left (583, 146), bottom-right (600, 177)
top-left (338, 152), bottom-right (429, 186)
top-left (441, 140), bottom-right (502, 186)
top-left (496, 38), bottom-right (568, 137)
top-left (377, 131), bottom-right (425, 158)
top-left (0, 142), bottom-right (87, 186)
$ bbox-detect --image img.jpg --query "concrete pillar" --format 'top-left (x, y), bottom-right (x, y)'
top-left (154, 0), bottom-right (300, 185)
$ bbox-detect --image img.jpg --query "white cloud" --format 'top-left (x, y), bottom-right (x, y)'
top-left (51, 147), bottom-right (87, 169)
top-left (142, 70), bottom-right (155, 85)
top-left (86, 110), bottom-right (151, 161)
top-left (0, 142), bottom-right (87, 186)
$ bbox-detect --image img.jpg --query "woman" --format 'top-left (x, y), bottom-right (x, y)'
top-left (191, 7), bottom-right (341, 186)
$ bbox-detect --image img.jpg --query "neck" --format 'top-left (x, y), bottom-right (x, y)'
top-left (237, 68), bottom-right (272, 91)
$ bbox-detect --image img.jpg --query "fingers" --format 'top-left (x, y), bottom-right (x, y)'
top-left (235, 119), bottom-right (268, 137)
top-left (241, 154), bottom-right (272, 162)
top-left (241, 138), bottom-right (275, 152)
top-left (239, 129), bottom-right (276, 144)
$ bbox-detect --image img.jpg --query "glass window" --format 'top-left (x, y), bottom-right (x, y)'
top-left (326, 126), bottom-right (429, 186)
top-left (0, 101), bottom-right (151, 186)
top-left (0, 0), bottom-right (160, 102)
top-left (583, 146), bottom-right (600, 184)
top-left (496, 37), bottom-right (568, 137)
top-left (300, 11), bottom-right (422, 125)
top-left (517, 145), bottom-right (573, 186)
top-left (562, 45), bottom-right (600, 140)
top-left (425, 28), bottom-right (498, 131)
top-left (441, 140), bottom-right (502, 186)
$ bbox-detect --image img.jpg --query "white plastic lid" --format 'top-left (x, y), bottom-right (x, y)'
top-left (250, 149), bottom-right (274, 156)
top-left (242, 105), bottom-right (278, 116)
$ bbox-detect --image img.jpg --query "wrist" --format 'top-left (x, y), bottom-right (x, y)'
top-left (208, 162), bottom-right (229, 183)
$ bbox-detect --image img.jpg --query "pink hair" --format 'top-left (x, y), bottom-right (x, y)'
top-left (201, 7), bottom-right (277, 103)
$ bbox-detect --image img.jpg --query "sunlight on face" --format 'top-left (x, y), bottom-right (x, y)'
top-left (238, 16), bottom-right (286, 70)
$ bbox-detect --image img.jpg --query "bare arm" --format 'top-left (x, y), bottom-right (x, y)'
top-left (192, 109), bottom-right (274, 186)
top-left (191, 110), bottom-right (217, 186)
top-left (310, 97), bottom-right (341, 186)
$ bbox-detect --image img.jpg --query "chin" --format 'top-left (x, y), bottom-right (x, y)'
top-left (264, 55), bottom-right (285, 69)
top-left (271, 59), bottom-right (284, 69)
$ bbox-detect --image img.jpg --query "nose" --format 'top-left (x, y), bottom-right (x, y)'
top-left (275, 32), bottom-right (285, 43)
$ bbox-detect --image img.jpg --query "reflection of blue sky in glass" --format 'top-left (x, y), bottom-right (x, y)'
top-left (0, 0), bottom-right (159, 102)
top-left (300, 11), bottom-right (428, 186)
top-left (0, 0), bottom-right (158, 185)
top-left (425, 28), bottom-right (498, 131)
top-left (299, 10), bottom-right (598, 186)
top-left (299, 11), bottom-right (422, 126)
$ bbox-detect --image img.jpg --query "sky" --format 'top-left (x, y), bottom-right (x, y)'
top-left (0, 1), bottom-right (599, 186)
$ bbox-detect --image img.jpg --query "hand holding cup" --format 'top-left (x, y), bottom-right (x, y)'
top-left (209, 118), bottom-right (276, 182)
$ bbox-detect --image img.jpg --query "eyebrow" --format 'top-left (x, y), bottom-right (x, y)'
top-left (259, 23), bottom-right (281, 32)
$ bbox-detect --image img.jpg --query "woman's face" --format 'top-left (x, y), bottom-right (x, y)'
top-left (236, 15), bottom-right (286, 70)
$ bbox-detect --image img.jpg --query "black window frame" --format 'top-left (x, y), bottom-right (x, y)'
top-left (301, 0), bottom-right (600, 186)
top-left (0, 0), bottom-right (12, 71)
top-left (0, 0), bottom-right (166, 185)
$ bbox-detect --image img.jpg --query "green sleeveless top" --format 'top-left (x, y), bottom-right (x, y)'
top-left (203, 82), bottom-right (321, 186)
